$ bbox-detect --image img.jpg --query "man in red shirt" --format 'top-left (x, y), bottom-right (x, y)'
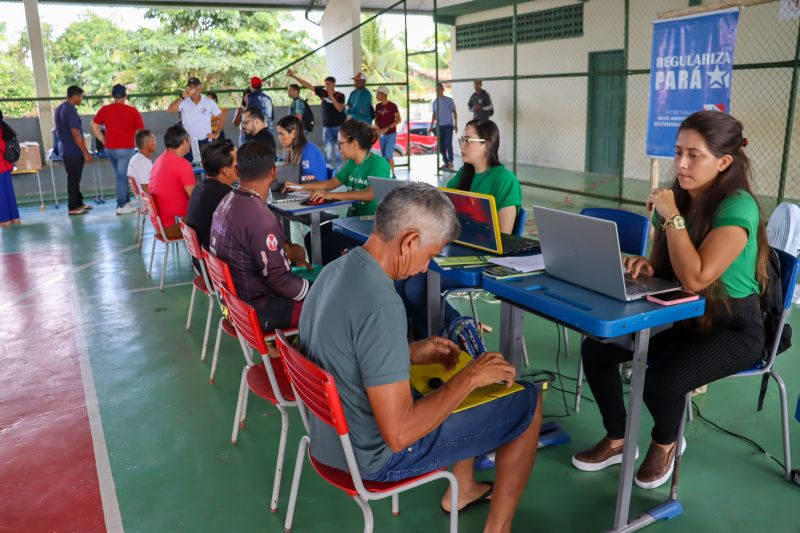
top-left (374, 86), bottom-right (401, 175)
top-left (148, 124), bottom-right (195, 239)
top-left (92, 84), bottom-right (145, 215)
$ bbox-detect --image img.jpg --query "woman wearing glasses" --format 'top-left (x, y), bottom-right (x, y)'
top-left (284, 119), bottom-right (392, 264)
top-left (447, 119), bottom-right (522, 233)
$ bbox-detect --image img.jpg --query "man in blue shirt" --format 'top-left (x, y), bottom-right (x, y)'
top-left (54, 85), bottom-right (93, 215)
top-left (429, 83), bottom-right (458, 170)
top-left (247, 76), bottom-right (275, 130)
top-left (345, 71), bottom-right (373, 124)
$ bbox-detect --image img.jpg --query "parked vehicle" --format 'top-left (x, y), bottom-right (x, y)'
top-left (372, 120), bottom-right (437, 157)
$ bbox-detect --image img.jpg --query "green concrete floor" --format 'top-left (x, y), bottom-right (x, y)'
top-left (3, 181), bottom-right (800, 533)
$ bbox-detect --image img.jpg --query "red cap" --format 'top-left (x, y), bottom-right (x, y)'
top-left (250, 76), bottom-right (263, 88)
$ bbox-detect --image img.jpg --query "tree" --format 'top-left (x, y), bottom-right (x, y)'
top-left (0, 23), bottom-right (37, 116)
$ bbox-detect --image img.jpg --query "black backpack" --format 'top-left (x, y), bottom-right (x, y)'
top-left (756, 248), bottom-right (792, 410)
top-left (2, 123), bottom-right (20, 163)
top-left (300, 99), bottom-right (315, 133)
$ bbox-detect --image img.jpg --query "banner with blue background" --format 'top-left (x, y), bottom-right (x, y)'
top-left (646, 8), bottom-right (740, 158)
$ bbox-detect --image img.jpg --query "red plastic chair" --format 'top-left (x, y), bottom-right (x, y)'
top-left (274, 331), bottom-right (458, 533)
top-left (201, 247), bottom-right (242, 384)
top-left (128, 175), bottom-right (147, 248)
top-left (140, 191), bottom-right (183, 290)
top-left (179, 220), bottom-right (215, 362)
top-left (217, 287), bottom-right (298, 512)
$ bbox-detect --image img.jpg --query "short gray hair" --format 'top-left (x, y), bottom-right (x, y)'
top-left (374, 182), bottom-right (461, 245)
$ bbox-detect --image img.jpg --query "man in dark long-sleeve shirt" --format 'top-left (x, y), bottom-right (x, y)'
top-left (467, 80), bottom-right (494, 122)
top-left (209, 141), bottom-right (310, 331)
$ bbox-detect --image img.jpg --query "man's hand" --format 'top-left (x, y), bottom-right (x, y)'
top-left (83, 152), bottom-right (93, 164)
top-left (410, 336), bottom-right (460, 370)
top-left (287, 68), bottom-right (295, 77)
top-left (286, 243), bottom-right (312, 270)
top-left (473, 104), bottom-right (481, 112)
top-left (459, 353), bottom-right (516, 388)
top-left (378, 127), bottom-right (387, 135)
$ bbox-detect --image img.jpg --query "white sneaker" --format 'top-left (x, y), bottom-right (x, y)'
top-left (116, 204), bottom-right (137, 215)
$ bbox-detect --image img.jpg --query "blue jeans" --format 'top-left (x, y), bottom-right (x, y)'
top-left (323, 126), bottom-right (342, 170)
top-left (362, 381), bottom-right (537, 482)
top-left (106, 148), bottom-right (136, 207)
top-left (0, 170), bottom-right (20, 223)
top-left (379, 132), bottom-right (397, 161)
top-left (437, 125), bottom-right (454, 164)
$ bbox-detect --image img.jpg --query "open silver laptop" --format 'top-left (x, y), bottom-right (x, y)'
top-left (369, 177), bottom-right (404, 205)
top-left (190, 137), bottom-right (202, 165)
top-left (533, 205), bottom-right (679, 301)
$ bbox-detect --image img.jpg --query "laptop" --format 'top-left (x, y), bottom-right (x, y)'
top-left (440, 188), bottom-right (540, 256)
top-left (369, 177), bottom-right (405, 205)
top-left (271, 164), bottom-right (301, 192)
top-left (533, 205), bottom-right (680, 301)
top-left (190, 138), bottom-right (202, 166)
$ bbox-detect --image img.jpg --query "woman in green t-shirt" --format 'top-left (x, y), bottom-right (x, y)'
top-left (286, 120), bottom-right (392, 264)
top-left (573, 111), bottom-right (770, 490)
top-left (447, 119), bottom-right (522, 233)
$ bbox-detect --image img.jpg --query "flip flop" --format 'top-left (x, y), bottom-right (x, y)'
top-left (440, 481), bottom-right (493, 514)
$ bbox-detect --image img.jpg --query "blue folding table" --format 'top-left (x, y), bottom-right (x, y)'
top-left (271, 199), bottom-right (355, 266)
top-left (482, 273), bottom-right (705, 532)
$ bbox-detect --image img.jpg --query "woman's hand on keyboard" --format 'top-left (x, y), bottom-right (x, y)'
top-left (623, 256), bottom-right (654, 279)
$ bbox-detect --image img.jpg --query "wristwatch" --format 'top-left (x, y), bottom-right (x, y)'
top-left (662, 214), bottom-right (686, 230)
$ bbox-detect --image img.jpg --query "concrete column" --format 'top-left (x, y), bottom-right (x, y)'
top-left (320, 0), bottom-right (362, 84)
top-left (23, 0), bottom-right (54, 152)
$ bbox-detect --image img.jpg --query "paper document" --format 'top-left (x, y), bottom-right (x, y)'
top-left (487, 254), bottom-right (545, 273)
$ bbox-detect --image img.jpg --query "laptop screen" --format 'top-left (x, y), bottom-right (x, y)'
top-left (441, 188), bottom-right (501, 254)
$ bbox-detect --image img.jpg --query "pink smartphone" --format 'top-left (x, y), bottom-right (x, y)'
top-left (646, 289), bottom-right (700, 306)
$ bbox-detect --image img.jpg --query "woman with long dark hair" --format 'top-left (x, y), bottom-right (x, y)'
top-left (275, 115), bottom-right (327, 182)
top-left (0, 109), bottom-right (21, 226)
top-left (572, 110), bottom-right (769, 489)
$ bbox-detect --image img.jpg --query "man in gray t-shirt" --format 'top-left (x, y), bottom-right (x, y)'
top-left (298, 183), bottom-right (541, 529)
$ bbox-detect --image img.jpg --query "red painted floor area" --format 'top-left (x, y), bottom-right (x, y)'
top-left (0, 250), bottom-right (106, 532)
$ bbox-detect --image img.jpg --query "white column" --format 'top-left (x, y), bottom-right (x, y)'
top-left (320, 0), bottom-right (363, 83)
top-left (23, 0), bottom-right (54, 152)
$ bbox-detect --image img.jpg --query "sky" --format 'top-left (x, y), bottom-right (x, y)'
top-left (0, 2), bottom-right (436, 49)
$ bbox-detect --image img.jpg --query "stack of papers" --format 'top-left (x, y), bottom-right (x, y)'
top-left (487, 254), bottom-right (545, 273)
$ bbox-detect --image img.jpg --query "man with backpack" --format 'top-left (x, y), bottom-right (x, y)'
top-left (247, 76), bottom-right (275, 131)
top-left (0, 108), bottom-right (21, 226)
top-left (288, 84), bottom-right (314, 136)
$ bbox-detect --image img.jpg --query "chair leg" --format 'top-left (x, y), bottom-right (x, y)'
top-left (445, 472), bottom-right (458, 533)
top-left (231, 366), bottom-right (248, 445)
top-left (134, 211), bottom-right (140, 243)
top-left (687, 399), bottom-right (694, 422)
top-left (210, 318), bottom-right (224, 384)
top-left (139, 217), bottom-right (146, 252)
top-left (200, 296), bottom-right (214, 361)
top-left (284, 435), bottom-right (310, 532)
top-left (575, 354), bottom-right (584, 412)
top-left (270, 406), bottom-right (290, 512)
top-left (669, 393), bottom-right (691, 501)
top-left (186, 285), bottom-right (197, 331)
top-left (353, 495), bottom-right (374, 533)
top-left (148, 238), bottom-right (157, 277)
top-left (521, 334), bottom-right (530, 368)
top-left (468, 292), bottom-right (480, 334)
top-left (391, 494), bottom-right (399, 516)
top-left (771, 370), bottom-right (793, 479)
top-left (159, 242), bottom-right (169, 291)
top-left (562, 326), bottom-right (570, 358)
top-left (240, 370), bottom-right (251, 428)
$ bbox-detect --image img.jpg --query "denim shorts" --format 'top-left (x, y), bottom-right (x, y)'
top-left (361, 381), bottom-right (537, 482)
top-left (379, 133), bottom-right (397, 160)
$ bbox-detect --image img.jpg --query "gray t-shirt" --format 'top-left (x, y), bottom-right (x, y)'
top-left (298, 246), bottom-right (410, 474)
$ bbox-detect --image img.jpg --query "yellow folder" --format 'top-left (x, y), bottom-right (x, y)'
top-left (410, 352), bottom-right (525, 413)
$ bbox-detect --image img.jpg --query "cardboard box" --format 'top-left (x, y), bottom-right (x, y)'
top-left (16, 142), bottom-right (42, 171)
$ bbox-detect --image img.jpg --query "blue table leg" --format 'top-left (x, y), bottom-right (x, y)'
top-left (498, 300), bottom-right (524, 373)
top-left (426, 269), bottom-right (442, 336)
top-left (310, 211), bottom-right (322, 266)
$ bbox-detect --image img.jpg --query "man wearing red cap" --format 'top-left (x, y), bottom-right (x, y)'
top-left (246, 76), bottom-right (274, 131)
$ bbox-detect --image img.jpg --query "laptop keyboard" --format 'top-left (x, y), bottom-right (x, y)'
top-left (500, 234), bottom-right (540, 255)
top-left (624, 280), bottom-right (652, 297)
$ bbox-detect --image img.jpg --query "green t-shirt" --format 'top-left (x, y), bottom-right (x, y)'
top-left (652, 189), bottom-right (760, 298)
top-left (298, 246), bottom-right (410, 474)
top-left (337, 153), bottom-right (392, 217)
top-left (447, 164), bottom-right (523, 212)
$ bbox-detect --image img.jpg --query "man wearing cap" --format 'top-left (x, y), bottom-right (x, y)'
top-left (166, 77), bottom-right (223, 163)
top-left (374, 86), bottom-right (401, 175)
top-left (286, 69), bottom-right (346, 170)
top-left (246, 76), bottom-right (275, 131)
top-left (92, 83), bottom-right (145, 215)
top-left (345, 72), bottom-right (373, 124)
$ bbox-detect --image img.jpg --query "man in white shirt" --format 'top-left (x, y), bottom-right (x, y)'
top-left (127, 129), bottom-right (156, 193)
top-left (166, 77), bottom-right (222, 163)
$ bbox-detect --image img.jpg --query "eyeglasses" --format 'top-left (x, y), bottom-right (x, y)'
top-left (337, 140), bottom-right (349, 148)
top-left (458, 136), bottom-right (486, 146)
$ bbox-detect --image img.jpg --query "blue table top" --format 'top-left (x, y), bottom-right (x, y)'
top-left (332, 217), bottom-right (488, 287)
top-left (483, 273), bottom-right (705, 338)
top-left (270, 198), bottom-right (356, 215)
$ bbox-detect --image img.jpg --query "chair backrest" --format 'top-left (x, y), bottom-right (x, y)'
top-left (218, 286), bottom-right (269, 354)
top-left (129, 176), bottom-right (141, 199)
top-left (201, 246), bottom-right (238, 297)
top-left (512, 207), bottom-right (527, 237)
top-left (275, 330), bottom-right (349, 436)
top-left (775, 247), bottom-right (800, 311)
top-left (579, 207), bottom-right (650, 256)
top-left (140, 191), bottom-right (168, 236)
top-left (179, 219), bottom-right (203, 261)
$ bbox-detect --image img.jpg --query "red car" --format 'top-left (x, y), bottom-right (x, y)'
top-left (372, 120), bottom-right (438, 157)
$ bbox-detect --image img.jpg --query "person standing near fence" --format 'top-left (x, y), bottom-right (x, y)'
top-left (247, 76), bottom-right (275, 131)
top-left (286, 69), bottom-right (346, 170)
top-left (287, 84), bottom-right (310, 135)
top-left (374, 86), bottom-right (401, 176)
top-left (429, 83), bottom-right (458, 171)
top-left (233, 87), bottom-right (253, 146)
top-left (55, 85), bottom-right (93, 216)
top-left (468, 80), bottom-right (494, 122)
top-left (345, 72), bottom-right (373, 124)
top-left (91, 84), bottom-right (144, 215)
top-left (0, 109), bottom-right (20, 226)
top-left (166, 77), bottom-right (222, 163)
top-left (206, 92), bottom-right (228, 141)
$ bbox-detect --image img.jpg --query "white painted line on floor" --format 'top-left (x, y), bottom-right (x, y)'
top-left (67, 248), bottom-right (124, 533)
